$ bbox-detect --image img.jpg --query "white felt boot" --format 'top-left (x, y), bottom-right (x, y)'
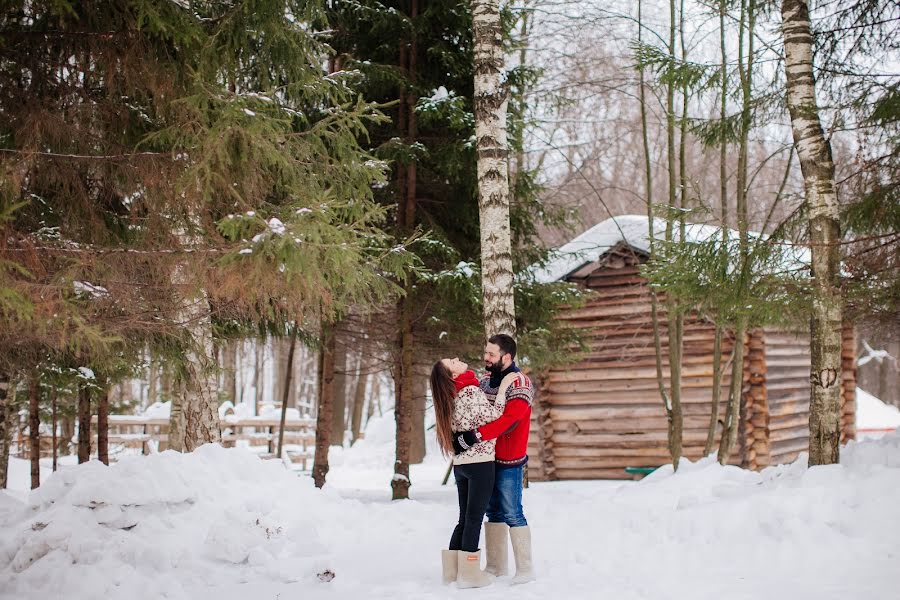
top-left (510, 526), bottom-right (535, 584)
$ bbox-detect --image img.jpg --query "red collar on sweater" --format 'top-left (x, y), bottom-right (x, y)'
top-left (453, 370), bottom-right (480, 393)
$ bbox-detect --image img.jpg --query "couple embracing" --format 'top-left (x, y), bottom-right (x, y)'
top-left (431, 334), bottom-right (535, 588)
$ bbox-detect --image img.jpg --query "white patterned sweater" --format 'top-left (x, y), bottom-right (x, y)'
top-left (452, 384), bottom-right (507, 466)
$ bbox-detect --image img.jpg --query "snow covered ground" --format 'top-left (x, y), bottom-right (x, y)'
top-left (2, 411), bottom-right (899, 600)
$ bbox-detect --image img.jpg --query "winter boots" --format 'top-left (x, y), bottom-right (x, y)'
top-left (444, 525), bottom-right (533, 588)
top-left (509, 526), bottom-right (535, 584)
top-left (456, 550), bottom-right (492, 589)
top-left (484, 522), bottom-right (510, 576)
top-left (441, 549), bottom-right (457, 585)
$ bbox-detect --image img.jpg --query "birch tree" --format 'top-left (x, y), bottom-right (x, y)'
top-left (781, 0), bottom-right (843, 465)
top-left (168, 245), bottom-right (220, 452)
top-left (473, 0), bottom-right (516, 337)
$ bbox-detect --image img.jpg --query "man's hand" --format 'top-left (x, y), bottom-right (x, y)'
top-left (452, 430), bottom-right (481, 455)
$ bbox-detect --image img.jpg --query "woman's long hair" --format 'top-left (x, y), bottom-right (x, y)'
top-left (430, 360), bottom-right (457, 456)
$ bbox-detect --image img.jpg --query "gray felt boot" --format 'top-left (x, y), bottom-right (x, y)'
top-left (510, 526), bottom-right (535, 584)
top-left (441, 549), bottom-right (458, 585)
top-left (456, 550), bottom-right (492, 589)
top-left (484, 522), bottom-right (510, 576)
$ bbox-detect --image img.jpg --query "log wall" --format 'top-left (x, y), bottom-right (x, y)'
top-left (841, 323), bottom-right (857, 443)
top-left (740, 329), bottom-right (771, 470)
top-left (529, 248), bottom-right (739, 480)
top-left (529, 246), bottom-right (858, 481)
top-left (762, 329), bottom-right (811, 465)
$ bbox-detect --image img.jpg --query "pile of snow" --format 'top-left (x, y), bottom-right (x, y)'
top-left (856, 388), bottom-right (900, 439)
top-left (0, 446), bottom-right (338, 600)
top-left (141, 401), bottom-right (171, 419)
top-left (2, 427), bottom-right (898, 599)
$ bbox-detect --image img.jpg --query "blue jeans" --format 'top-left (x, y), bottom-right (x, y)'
top-left (485, 464), bottom-right (528, 527)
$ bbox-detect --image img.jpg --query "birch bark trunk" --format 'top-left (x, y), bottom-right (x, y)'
top-left (473, 0), bottom-right (516, 337)
top-left (169, 251), bottom-right (220, 451)
top-left (781, 0), bottom-right (842, 465)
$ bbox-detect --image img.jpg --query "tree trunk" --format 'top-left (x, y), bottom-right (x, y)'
top-left (350, 357), bottom-right (369, 445)
top-left (59, 415), bottom-right (74, 458)
top-left (707, 0), bottom-right (729, 458)
top-left (223, 341), bottom-right (238, 404)
top-left (277, 330), bottom-right (298, 459)
top-left (367, 375), bottom-right (381, 424)
top-left (98, 387), bottom-right (109, 466)
top-left (51, 392), bottom-right (58, 471)
top-left (661, 0), bottom-right (684, 470)
top-left (290, 341), bottom-right (302, 408)
top-left (29, 374), bottom-right (40, 489)
top-left (148, 357), bottom-right (158, 405)
top-left (781, 0), bottom-right (842, 465)
top-left (409, 368), bottom-right (426, 464)
top-left (161, 364), bottom-right (173, 402)
top-left (392, 302), bottom-right (414, 500)
top-left (720, 0), bottom-right (755, 465)
top-left (168, 218), bottom-right (221, 452)
top-left (171, 301), bottom-right (221, 451)
top-left (638, 0), bottom-right (676, 464)
top-left (705, 325), bottom-right (724, 456)
top-left (254, 339), bottom-right (265, 415)
top-left (719, 320), bottom-right (747, 462)
top-left (473, 0), bottom-right (516, 338)
top-left (390, 3), bottom-right (420, 497)
top-left (0, 373), bottom-right (15, 489)
top-left (77, 382), bottom-right (91, 463)
top-left (168, 387), bottom-right (184, 452)
top-left (313, 326), bottom-right (336, 488)
top-left (330, 330), bottom-right (348, 447)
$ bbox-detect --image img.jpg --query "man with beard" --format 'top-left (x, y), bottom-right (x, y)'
top-left (452, 333), bottom-right (535, 584)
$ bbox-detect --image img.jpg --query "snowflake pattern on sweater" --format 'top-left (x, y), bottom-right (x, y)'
top-left (451, 385), bottom-right (507, 465)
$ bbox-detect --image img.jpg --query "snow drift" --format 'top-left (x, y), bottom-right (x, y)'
top-left (1, 430), bottom-right (898, 600)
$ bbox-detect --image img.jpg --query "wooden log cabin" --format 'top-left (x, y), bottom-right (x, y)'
top-left (527, 216), bottom-right (857, 481)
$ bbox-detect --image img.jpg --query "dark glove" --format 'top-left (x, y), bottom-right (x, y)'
top-left (452, 429), bottom-right (481, 455)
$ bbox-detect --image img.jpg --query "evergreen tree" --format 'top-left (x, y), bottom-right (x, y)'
top-left (327, 0), bottom-right (581, 497)
top-left (0, 1), bottom-right (416, 453)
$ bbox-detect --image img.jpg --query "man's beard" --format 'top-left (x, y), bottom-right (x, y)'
top-left (485, 361), bottom-right (504, 375)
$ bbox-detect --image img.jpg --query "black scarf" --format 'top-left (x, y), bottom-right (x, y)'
top-left (488, 361), bottom-right (520, 388)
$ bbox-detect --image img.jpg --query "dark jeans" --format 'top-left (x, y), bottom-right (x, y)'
top-left (486, 464), bottom-right (528, 527)
top-left (449, 461), bottom-right (495, 552)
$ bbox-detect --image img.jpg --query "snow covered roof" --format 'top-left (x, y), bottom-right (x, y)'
top-left (857, 388), bottom-right (900, 432)
top-left (533, 214), bottom-right (811, 284)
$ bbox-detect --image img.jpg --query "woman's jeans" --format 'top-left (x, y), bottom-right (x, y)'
top-left (485, 464), bottom-right (528, 527)
top-left (450, 461), bottom-right (495, 552)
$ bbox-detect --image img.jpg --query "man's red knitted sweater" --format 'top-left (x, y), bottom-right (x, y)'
top-left (477, 366), bottom-right (533, 467)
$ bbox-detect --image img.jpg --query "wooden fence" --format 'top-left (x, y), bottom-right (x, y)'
top-left (15, 414), bottom-right (317, 469)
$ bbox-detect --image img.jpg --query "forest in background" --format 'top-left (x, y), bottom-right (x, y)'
top-left (0, 0), bottom-right (897, 494)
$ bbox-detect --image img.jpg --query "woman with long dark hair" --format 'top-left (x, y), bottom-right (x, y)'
top-left (431, 357), bottom-right (506, 589)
